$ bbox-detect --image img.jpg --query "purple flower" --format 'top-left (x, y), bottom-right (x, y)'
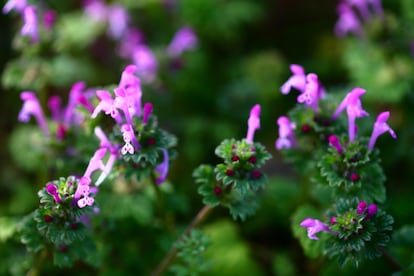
top-left (300, 218), bottom-right (332, 240)
top-left (84, 0), bottom-right (107, 22)
top-left (21, 5), bottom-right (39, 42)
top-left (155, 149), bottom-right (169, 184)
top-left (118, 27), bottom-right (144, 58)
top-left (107, 4), bottom-right (129, 39)
top-left (48, 95), bottom-right (62, 122)
top-left (329, 135), bottom-right (343, 154)
top-left (120, 124), bottom-right (139, 154)
top-left (335, 3), bottom-right (363, 38)
top-left (346, 0), bottom-right (371, 20)
top-left (3, 0), bottom-right (26, 14)
top-left (275, 116), bottom-right (296, 150)
top-left (46, 183), bottom-right (61, 203)
top-left (297, 73), bottom-right (322, 112)
top-left (280, 64), bottom-right (306, 95)
top-left (83, 148), bottom-right (107, 181)
top-left (132, 45), bottom-right (158, 83)
top-left (43, 9), bottom-right (57, 30)
top-left (92, 89), bottom-right (122, 123)
top-left (166, 26), bottom-right (198, 58)
top-left (143, 102), bottom-right (153, 124)
top-left (64, 82), bottom-right (87, 126)
top-left (332, 87), bottom-right (369, 142)
top-left (368, 111), bottom-right (397, 150)
top-left (357, 200), bottom-right (367, 215)
top-left (18, 91), bottom-right (50, 136)
top-left (118, 64), bottom-right (142, 117)
top-left (366, 203), bottom-right (378, 219)
top-left (246, 104), bottom-right (261, 144)
top-left (94, 127), bottom-right (119, 186)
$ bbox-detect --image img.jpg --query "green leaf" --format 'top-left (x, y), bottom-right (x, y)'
top-left (0, 217), bottom-right (19, 242)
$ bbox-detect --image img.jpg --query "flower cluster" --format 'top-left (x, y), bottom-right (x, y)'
top-left (335, 0), bottom-right (384, 38)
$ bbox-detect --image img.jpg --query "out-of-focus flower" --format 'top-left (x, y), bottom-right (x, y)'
top-left (334, 3), bottom-right (363, 38)
top-left (155, 149), bottom-right (169, 184)
top-left (280, 64), bottom-right (306, 95)
top-left (43, 9), bottom-right (56, 30)
top-left (94, 127), bottom-right (119, 186)
top-left (18, 91), bottom-right (49, 136)
top-left (46, 183), bottom-right (61, 203)
top-left (107, 4), bottom-right (129, 39)
top-left (275, 116), bottom-right (296, 150)
top-left (132, 45), bottom-right (158, 83)
top-left (84, 0), bottom-right (107, 22)
top-left (329, 135), bottom-right (343, 154)
top-left (2, 0), bottom-right (26, 14)
top-left (166, 26), bottom-right (198, 58)
top-left (368, 111), bottom-right (397, 150)
top-left (332, 87), bottom-right (368, 142)
top-left (92, 89), bottom-right (122, 123)
top-left (118, 27), bottom-right (144, 58)
top-left (300, 218), bottom-right (332, 240)
top-left (246, 104), bottom-right (261, 144)
top-left (143, 102), bottom-right (153, 124)
top-left (120, 124), bottom-right (137, 155)
top-left (21, 5), bottom-right (39, 42)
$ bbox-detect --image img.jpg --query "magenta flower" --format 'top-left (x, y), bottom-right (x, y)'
top-left (84, 0), bottom-right (107, 22)
top-left (118, 64), bottom-right (142, 117)
top-left (166, 26), bottom-right (198, 58)
top-left (118, 27), bottom-right (144, 58)
top-left (21, 5), bottom-right (39, 42)
top-left (94, 127), bottom-right (119, 186)
top-left (332, 87), bottom-right (369, 142)
top-left (132, 45), bottom-right (158, 83)
top-left (46, 183), bottom-right (61, 203)
top-left (300, 218), bottom-right (332, 240)
top-left (64, 82), bottom-right (87, 126)
top-left (275, 116), bottom-right (296, 150)
top-left (92, 89), bottom-right (122, 123)
top-left (368, 111), bottom-right (397, 150)
top-left (366, 203), bottom-right (378, 219)
top-left (297, 73), bottom-right (322, 112)
top-left (334, 3), bottom-right (363, 38)
top-left (155, 149), bottom-right (169, 184)
top-left (107, 4), bottom-right (129, 39)
top-left (280, 64), bottom-right (306, 95)
top-left (82, 148), bottom-right (107, 185)
top-left (120, 124), bottom-right (139, 155)
top-left (143, 102), bottom-right (153, 124)
top-left (246, 104), bottom-right (261, 144)
top-left (357, 200), bottom-right (367, 215)
top-left (2, 0), bottom-right (26, 14)
top-left (48, 95), bottom-right (62, 122)
top-left (329, 135), bottom-right (343, 154)
top-left (346, 0), bottom-right (371, 20)
top-left (18, 91), bottom-right (49, 136)
top-left (43, 9), bottom-right (57, 30)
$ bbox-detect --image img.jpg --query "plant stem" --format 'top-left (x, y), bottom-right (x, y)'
top-left (378, 246), bottom-right (403, 272)
top-left (151, 204), bottom-right (213, 276)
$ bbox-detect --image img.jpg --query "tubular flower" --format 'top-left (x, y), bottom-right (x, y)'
top-left (3, 0), bottom-right (27, 14)
top-left (280, 64), bottom-right (306, 95)
top-left (18, 91), bottom-right (50, 136)
top-left (166, 26), bottom-right (198, 58)
top-left (368, 111), bottom-right (397, 150)
top-left (107, 4), bottom-right (129, 39)
top-left (300, 218), bottom-right (333, 240)
top-left (21, 5), bottom-right (38, 42)
top-left (329, 135), bottom-right (343, 154)
top-left (120, 124), bottom-right (139, 155)
top-left (246, 104), bottom-right (261, 144)
top-left (155, 149), bottom-right (169, 184)
top-left (332, 87), bottom-right (369, 142)
top-left (92, 89), bottom-right (122, 123)
top-left (297, 73), bottom-right (322, 112)
top-left (94, 127), bottom-right (119, 186)
top-left (64, 81), bottom-right (87, 126)
top-left (275, 116), bottom-right (296, 150)
top-left (334, 3), bottom-right (363, 38)
top-left (143, 102), bottom-right (153, 124)
top-left (132, 45), bottom-right (158, 83)
top-left (46, 183), bottom-right (61, 203)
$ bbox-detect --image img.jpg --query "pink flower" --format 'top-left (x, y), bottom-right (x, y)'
top-left (281, 64), bottom-right (306, 95)
top-left (18, 91), bottom-right (49, 136)
top-left (166, 26), bottom-right (198, 58)
top-left (368, 111), bottom-right (397, 150)
top-left (21, 5), bottom-right (39, 42)
top-left (332, 87), bottom-right (369, 142)
top-left (300, 218), bottom-right (332, 240)
top-left (2, 0), bottom-right (26, 14)
top-left (132, 45), bottom-right (158, 83)
top-left (329, 135), bottom-right (343, 154)
top-left (246, 104), bottom-right (261, 144)
top-left (335, 3), bottom-right (363, 38)
top-left (155, 149), bottom-right (169, 184)
top-left (92, 89), bottom-right (122, 123)
top-left (275, 116), bottom-right (296, 150)
top-left (107, 4), bottom-right (129, 39)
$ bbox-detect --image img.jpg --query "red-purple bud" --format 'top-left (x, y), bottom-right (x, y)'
top-left (357, 201), bottom-right (367, 215)
top-left (214, 186), bottom-right (222, 196)
top-left (248, 156), bottom-right (257, 164)
top-left (226, 169), bottom-right (234, 176)
top-left (59, 246), bottom-right (67, 253)
top-left (329, 135), bottom-right (343, 154)
top-left (70, 223), bottom-right (78, 230)
top-left (251, 170), bottom-right (261, 179)
top-left (147, 137), bottom-right (156, 146)
top-left (231, 155), bottom-right (240, 162)
top-left (350, 173), bottom-right (360, 182)
top-left (366, 204), bottom-right (378, 219)
top-left (44, 215), bottom-right (53, 223)
top-left (301, 124), bottom-right (312, 133)
top-left (56, 124), bottom-right (66, 141)
top-left (330, 216), bottom-right (337, 224)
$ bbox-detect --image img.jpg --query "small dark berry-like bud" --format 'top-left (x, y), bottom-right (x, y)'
top-left (147, 137), bottom-right (156, 146)
top-left (301, 124), bottom-right (311, 133)
top-left (44, 215), bottom-right (53, 223)
top-left (60, 246), bottom-right (68, 253)
top-left (214, 186), bottom-right (222, 196)
top-left (248, 156), bottom-right (257, 164)
top-left (350, 173), bottom-right (359, 182)
top-left (70, 223), bottom-right (78, 230)
top-left (231, 155), bottom-right (240, 162)
top-left (251, 170), bottom-right (261, 179)
top-left (226, 169), bottom-right (234, 176)
top-left (330, 216), bottom-right (337, 224)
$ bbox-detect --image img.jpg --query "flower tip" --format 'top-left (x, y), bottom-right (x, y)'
top-left (250, 104), bottom-right (261, 117)
top-left (290, 64), bottom-right (304, 75)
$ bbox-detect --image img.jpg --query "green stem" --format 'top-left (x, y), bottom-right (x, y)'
top-left (151, 205), bottom-right (213, 276)
top-left (26, 248), bottom-right (48, 276)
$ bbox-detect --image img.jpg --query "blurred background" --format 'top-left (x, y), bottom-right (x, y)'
top-left (1, 0), bottom-right (414, 275)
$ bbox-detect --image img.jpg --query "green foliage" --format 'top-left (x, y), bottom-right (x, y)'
top-left (0, 217), bottom-right (19, 242)
top-left (170, 229), bottom-right (211, 275)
